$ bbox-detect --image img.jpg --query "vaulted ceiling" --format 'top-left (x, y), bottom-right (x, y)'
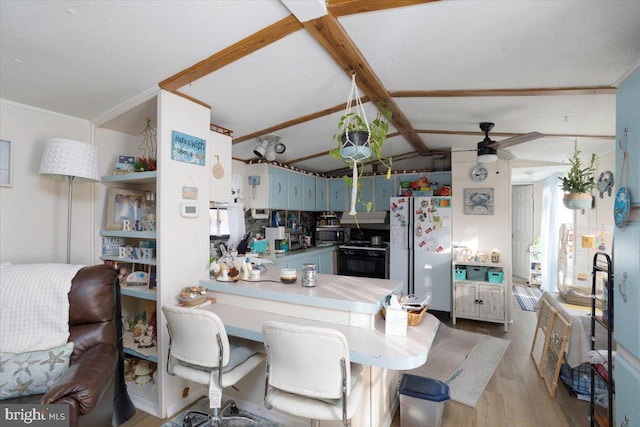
top-left (2, 0), bottom-right (639, 177)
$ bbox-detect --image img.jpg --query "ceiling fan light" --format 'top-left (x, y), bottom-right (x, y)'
top-left (477, 143), bottom-right (498, 163)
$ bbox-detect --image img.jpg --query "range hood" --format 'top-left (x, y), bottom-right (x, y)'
top-left (339, 211), bottom-right (389, 225)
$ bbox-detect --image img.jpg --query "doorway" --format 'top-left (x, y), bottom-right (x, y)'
top-left (512, 184), bottom-right (534, 279)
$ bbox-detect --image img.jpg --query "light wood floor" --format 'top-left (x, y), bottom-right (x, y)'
top-left (122, 279), bottom-right (590, 427)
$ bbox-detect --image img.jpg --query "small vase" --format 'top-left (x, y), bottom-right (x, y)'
top-left (563, 193), bottom-right (592, 210)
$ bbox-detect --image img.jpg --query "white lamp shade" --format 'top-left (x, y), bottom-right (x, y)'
top-left (39, 138), bottom-right (100, 181)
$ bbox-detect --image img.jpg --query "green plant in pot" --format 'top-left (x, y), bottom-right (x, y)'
top-left (559, 150), bottom-right (597, 210)
top-left (329, 103), bottom-right (393, 215)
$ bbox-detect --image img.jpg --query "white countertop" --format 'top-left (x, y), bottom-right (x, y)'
top-left (202, 302), bottom-right (440, 370)
top-left (200, 266), bottom-right (402, 314)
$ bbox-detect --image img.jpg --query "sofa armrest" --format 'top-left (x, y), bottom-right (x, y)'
top-left (42, 343), bottom-right (118, 415)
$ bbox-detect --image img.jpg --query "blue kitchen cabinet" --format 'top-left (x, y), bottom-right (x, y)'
top-left (374, 175), bottom-right (393, 211)
top-left (288, 170), bottom-right (303, 210)
top-left (316, 177), bottom-right (327, 211)
top-left (269, 167), bottom-right (288, 209)
top-left (614, 222), bottom-right (640, 358)
top-left (318, 251), bottom-right (335, 274)
top-left (329, 178), bottom-right (346, 212)
top-left (614, 354), bottom-right (640, 427)
top-left (355, 177), bottom-right (373, 212)
top-left (286, 257), bottom-right (305, 272)
top-left (302, 174), bottom-right (316, 211)
top-left (616, 69), bottom-right (640, 207)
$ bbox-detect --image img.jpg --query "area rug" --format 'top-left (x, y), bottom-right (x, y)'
top-left (405, 322), bottom-right (510, 407)
top-left (162, 398), bottom-right (284, 427)
top-left (513, 285), bottom-right (543, 311)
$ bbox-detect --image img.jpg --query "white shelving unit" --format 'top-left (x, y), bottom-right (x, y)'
top-left (94, 90), bottom-right (213, 419)
top-left (529, 245), bottom-right (542, 287)
top-left (452, 261), bottom-right (509, 332)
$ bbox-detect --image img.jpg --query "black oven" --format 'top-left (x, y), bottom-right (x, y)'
top-left (337, 246), bottom-right (389, 279)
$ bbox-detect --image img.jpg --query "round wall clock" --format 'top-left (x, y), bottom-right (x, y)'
top-left (471, 164), bottom-right (488, 182)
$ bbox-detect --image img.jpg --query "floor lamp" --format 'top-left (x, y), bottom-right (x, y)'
top-left (39, 138), bottom-right (100, 264)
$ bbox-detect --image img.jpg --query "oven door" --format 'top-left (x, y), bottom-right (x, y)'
top-left (338, 248), bottom-right (388, 279)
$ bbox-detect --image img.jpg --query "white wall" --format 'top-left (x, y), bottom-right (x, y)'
top-left (0, 99), bottom-right (94, 264)
top-left (451, 150), bottom-right (513, 276)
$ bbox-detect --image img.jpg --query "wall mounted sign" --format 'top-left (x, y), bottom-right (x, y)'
top-left (171, 131), bottom-right (206, 166)
top-left (463, 188), bottom-right (495, 215)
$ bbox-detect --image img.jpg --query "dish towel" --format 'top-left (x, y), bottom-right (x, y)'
top-left (0, 263), bottom-right (84, 353)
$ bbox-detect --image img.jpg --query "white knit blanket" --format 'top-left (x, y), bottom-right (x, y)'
top-left (0, 263), bottom-right (84, 353)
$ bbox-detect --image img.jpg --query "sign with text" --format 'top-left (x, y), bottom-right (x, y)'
top-left (1, 404), bottom-right (69, 426)
top-left (171, 131), bottom-right (206, 166)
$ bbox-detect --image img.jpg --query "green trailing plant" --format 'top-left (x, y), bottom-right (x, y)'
top-left (330, 103), bottom-right (393, 215)
top-left (559, 150), bottom-right (597, 194)
top-left (329, 103), bottom-right (393, 173)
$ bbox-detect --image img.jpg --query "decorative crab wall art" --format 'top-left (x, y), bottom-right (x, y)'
top-left (463, 188), bottom-right (495, 215)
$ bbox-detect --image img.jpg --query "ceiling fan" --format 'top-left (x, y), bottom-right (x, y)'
top-left (457, 122), bottom-right (544, 162)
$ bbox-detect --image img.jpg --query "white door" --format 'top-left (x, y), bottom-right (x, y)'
top-left (512, 185), bottom-right (534, 279)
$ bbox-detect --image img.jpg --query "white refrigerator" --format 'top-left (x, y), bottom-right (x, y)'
top-left (390, 196), bottom-right (452, 313)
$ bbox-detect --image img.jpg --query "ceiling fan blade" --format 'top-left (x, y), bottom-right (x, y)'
top-left (489, 132), bottom-right (544, 149)
top-left (497, 149), bottom-right (516, 160)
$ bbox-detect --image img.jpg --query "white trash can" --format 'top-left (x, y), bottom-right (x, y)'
top-left (398, 374), bottom-right (450, 427)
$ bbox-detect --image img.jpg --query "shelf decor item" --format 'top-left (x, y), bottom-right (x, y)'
top-left (134, 118), bottom-right (157, 171)
top-left (559, 144), bottom-right (597, 211)
top-left (330, 72), bottom-right (392, 216)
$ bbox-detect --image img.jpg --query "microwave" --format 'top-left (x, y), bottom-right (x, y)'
top-left (315, 227), bottom-right (346, 245)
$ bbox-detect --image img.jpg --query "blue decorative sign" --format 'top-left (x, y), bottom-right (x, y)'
top-left (171, 131), bottom-right (206, 166)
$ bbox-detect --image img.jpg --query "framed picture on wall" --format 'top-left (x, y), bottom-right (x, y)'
top-left (106, 188), bottom-right (146, 230)
top-left (463, 188), bottom-right (495, 215)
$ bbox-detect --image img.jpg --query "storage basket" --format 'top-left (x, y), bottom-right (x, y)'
top-left (466, 266), bottom-right (487, 281)
top-left (455, 268), bottom-right (467, 280)
top-left (487, 270), bottom-right (504, 283)
top-left (381, 304), bottom-right (429, 326)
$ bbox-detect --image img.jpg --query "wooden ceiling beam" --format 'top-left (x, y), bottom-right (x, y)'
top-left (159, 16), bottom-right (302, 92)
top-left (327, 0), bottom-right (439, 17)
top-left (391, 87), bottom-right (616, 97)
top-left (232, 96), bottom-right (370, 144)
top-left (302, 13), bottom-right (431, 154)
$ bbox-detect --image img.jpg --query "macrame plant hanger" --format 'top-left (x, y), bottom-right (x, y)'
top-left (339, 72), bottom-right (371, 215)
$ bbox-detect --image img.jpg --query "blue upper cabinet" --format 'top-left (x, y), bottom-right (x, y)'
top-left (356, 177), bottom-right (373, 212)
top-left (329, 178), bottom-right (346, 212)
top-left (617, 70), bottom-right (640, 207)
top-left (302, 174), bottom-right (316, 211)
top-left (374, 176), bottom-right (393, 211)
top-left (288, 170), bottom-right (303, 210)
top-left (269, 167), bottom-right (288, 209)
top-left (614, 222), bottom-right (640, 359)
top-left (315, 177), bottom-right (327, 211)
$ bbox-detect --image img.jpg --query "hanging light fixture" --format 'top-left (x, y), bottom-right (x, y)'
top-left (477, 122), bottom-right (498, 163)
top-left (254, 134), bottom-right (285, 161)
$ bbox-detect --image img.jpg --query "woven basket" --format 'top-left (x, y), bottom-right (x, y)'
top-left (381, 304), bottom-right (429, 326)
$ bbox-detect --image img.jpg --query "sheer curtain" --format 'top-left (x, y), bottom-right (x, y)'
top-left (539, 173), bottom-right (573, 293)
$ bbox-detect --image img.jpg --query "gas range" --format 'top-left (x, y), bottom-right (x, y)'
top-left (339, 240), bottom-right (389, 251)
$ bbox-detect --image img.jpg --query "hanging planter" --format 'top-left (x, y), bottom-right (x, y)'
top-left (330, 72), bottom-right (392, 216)
top-left (562, 192), bottom-right (593, 210)
top-left (559, 145), bottom-right (597, 211)
top-left (339, 130), bottom-right (371, 160)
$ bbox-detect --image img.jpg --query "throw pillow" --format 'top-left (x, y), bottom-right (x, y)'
top-left (0, 342), bottom-right (74, 400)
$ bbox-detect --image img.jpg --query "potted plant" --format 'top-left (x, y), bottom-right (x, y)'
top-left (330, 103), bottom-right (393, 214)
top-left (559, 150), bottom-right (597, 210)
top-left (330, 103), bottom-right (392, 171)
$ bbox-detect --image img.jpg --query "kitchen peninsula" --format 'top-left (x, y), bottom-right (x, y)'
top-left (198, 267), bottom-right (439, 426)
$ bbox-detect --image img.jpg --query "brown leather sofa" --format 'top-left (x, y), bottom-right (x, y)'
top-left (4, 264), bottom-right (132, 427)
